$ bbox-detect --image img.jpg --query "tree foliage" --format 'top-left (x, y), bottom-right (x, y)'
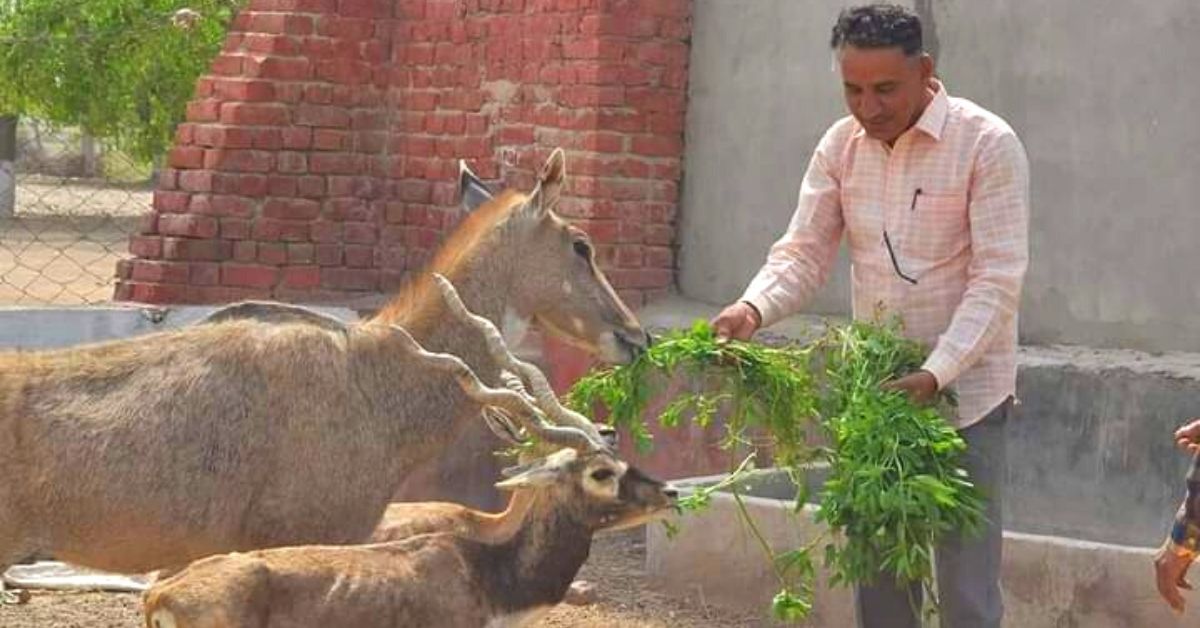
top-left (0, 0), bottom-right (243, 163)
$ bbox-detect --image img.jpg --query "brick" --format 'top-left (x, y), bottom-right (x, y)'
top-left (129, 236), bottom-right (163, 259)
top-left (644, 0), bottom-right (690, 18)
top-left (162, 238), bottom-right (232, 262)
top-left (154, 190), bottom-right (192, 213)
top-left (158, 214), bottom-right (218, 239)
top-left (233, 240), bottom-right (258, 262)
top-left (221, 218), bottom-right (252, 240)
top-left (193, 125), bottom-right (255, 149)
top-left (253, 218), bottom-right (311, 242)
top-left (498, 125), bottom-right (535, 145)
top-left (648, 113), bottom-right (684, 134)
top-left (257, 242), bottom-right (288, 265)
top-left (186, 100), bottom-right (221, 122)
top-left (321, 268), bottom-right (378, 290)
top-left (315, 59), bottom-right (374, 85)
top-left (343, 222), bottom-right (377, 244)
top-left (191, 194), bottom-right (256, 218)
top-left (244, 57), bottom-right (312, 81)
top-left (213, 173), bottom-right (270, 197)
top-left (212, 79), bottom-right (276, 102)
top-left (646, 224), bottom-right (675, 246)
top-left (267, 175), bottom-right (299, 197)
top-left (616, 245), bottom-right (645, 267)
top-left (310, 153), bottom-right (362, 175)
top-left (344, 244), bottom-right (375, 267)
top-left (185, 285), bottom-right (272, 304)
top-left (578, 132), bottom-right (625, 154)
top-left (168, 146), bottom-right (205, 169)
top-left (282, 265), bottom-right (322, 289)
top-left (137, 213), bottom-right (159, 236)
top-left (645, 246), bottom-right (674, 268)
top-left (303, 84), bottom-right (334, 104)
top-left (287, 243), bottom-right (315, 264)
top-left (247, 13), bottom-right (314, 36)
top-left (205, 150), bottom-right (274, 173)
top-left (626, 88), bottom-right (686, 113)
top-left (220, 103), bottom-right (290, 126)
top-left (298, 176), bottom-right (326, 197)
top-left (127, 282), bottom-right (188, 304)
top-left (324, 198), bottom-right (375, 222)
top-left (158, 168), bottom-right (179, 191)
top-left (313, 129), bottom-right (353, 151)
top-left (296, 104), bottom-right (351, 128)
top-left (263, 198), bottom-right (322, 220)
top-left (318, 16), bottom-right (377, 37)
top-left (252, 0), bottom-right (337, 11)
top-left (632, 135), bottom-right (683, 157)
top-left (190, 263), bottom-right (221, 286)
top-left (251, 129), bottom-right (283, 151)
top-left (276, 151), bottom-right (308, 174)
top-left (619, 221), bottom-right (646, 243)
top-left (222, 264), bottom-right (279, 288)
top-left (310, 221), bottom-right (342, 243)
top-left (282, 127), bottom-right (313, 149)
top-left (315, 243), bottom-right (343, 265)
top-left (243, 33), bottom-right (301, 55)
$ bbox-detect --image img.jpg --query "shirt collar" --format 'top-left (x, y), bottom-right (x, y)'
top-left (913, 79), bottom-right (949, 141)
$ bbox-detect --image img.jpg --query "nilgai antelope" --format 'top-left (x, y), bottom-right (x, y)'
top-left (144, 448), bottom-right (676, 628)
top-left (142, 310), bottom-right (676, 628)
top-left (0, 149), bottom-right (646, 589)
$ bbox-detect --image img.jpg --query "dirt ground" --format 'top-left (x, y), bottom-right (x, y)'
top-left (0, 529), bottom-right (764, 628)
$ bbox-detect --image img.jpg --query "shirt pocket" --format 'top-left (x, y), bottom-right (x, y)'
top-left (901, 189), bottom-right (970, 274)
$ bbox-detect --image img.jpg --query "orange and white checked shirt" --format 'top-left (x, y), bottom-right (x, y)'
top-left (742, 81), bottom-right (1030, 427)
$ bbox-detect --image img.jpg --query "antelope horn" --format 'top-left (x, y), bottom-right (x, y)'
top-left (430, 273), bottom-right (610, 449)
top-left (387, 324), bottom-right (597, 452)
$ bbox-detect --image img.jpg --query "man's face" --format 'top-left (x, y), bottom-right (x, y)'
top-left (838, 45), bottom-right (933, 144)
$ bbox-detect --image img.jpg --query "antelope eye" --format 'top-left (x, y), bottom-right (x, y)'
top-left (590, 468), bottom-right (615, 482)
top-left (573, 239), bottom-right (591, 258)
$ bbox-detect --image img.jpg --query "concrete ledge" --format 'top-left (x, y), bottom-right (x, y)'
top-left (647, 487), bottom-right (1194, 627)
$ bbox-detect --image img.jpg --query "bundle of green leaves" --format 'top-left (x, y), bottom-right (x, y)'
top-left (566, 318), bottom-right (985, 622)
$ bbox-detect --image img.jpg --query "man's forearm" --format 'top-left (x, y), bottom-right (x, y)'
top-left (1168, 453), bottom-right (1200, 555)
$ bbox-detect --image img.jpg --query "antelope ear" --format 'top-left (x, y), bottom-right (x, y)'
top-left (526, 148), bottom-right (566, 217)
top-left (495, 448), bottom-right (577, 490)
top-left (459, 160), bottom-right (493, 212)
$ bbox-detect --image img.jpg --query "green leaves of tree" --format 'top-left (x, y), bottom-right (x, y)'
top-left (0, 1), bottom-right (241, 163)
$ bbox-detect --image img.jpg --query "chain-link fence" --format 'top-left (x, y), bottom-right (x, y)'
top-left (0, 117), bottom-right (150, 305)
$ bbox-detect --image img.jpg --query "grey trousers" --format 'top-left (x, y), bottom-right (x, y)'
top-left (854, 399), bottom-right (1009, 628)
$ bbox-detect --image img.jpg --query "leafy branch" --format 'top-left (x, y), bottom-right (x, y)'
top-left (567, 317), bottom-right (985, 621)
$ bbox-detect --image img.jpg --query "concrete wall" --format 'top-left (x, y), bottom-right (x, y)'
top-left (678, 0), bottom-right (1200, 353)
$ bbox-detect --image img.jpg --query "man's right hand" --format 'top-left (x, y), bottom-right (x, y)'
top-left (1177, 420), bottom-right (1200, 456)
top-left (711, 301), bottom-right (762, 341)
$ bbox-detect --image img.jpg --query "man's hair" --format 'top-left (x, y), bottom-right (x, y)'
top-left (830, 4), bottom-right (923, 56)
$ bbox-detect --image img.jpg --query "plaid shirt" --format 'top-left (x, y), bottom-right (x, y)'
top-left (1169, 454), bottom-right (1200, 554)
top-left (742, 81), bottom-right (1030, 427)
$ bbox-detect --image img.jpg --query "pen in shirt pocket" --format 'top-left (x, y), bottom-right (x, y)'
top-left (909, 188), bottom-right (923, 211)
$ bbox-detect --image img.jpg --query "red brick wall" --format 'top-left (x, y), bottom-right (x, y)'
top-left (116, 0), bottom-right (691, 308)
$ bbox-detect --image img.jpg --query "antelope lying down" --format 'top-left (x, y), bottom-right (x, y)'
top-left (143, 447), bottom-right (675, 628)
top-left (143, 284), bottom-right (676, 628)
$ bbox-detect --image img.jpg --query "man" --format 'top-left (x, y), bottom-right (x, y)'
top-left (711, 4), bottom-right (1029, 627)
top-left (1155, 419), bottom-right (1200, 613)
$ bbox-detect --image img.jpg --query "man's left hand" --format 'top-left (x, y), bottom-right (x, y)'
top-left (883, 370), bottom-right (940, 406)
top-left (1155, 541), bottom-right (1195, 613)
